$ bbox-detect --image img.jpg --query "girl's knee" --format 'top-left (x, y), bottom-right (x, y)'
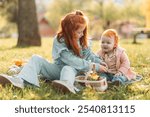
top-left (62, 66), bottom-right (77, 73)
top-left (31, 54), bottom-right (43, 62)
top-left (30, 55), bottom-right (47, 66)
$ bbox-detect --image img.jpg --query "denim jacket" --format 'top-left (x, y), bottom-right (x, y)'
top-left (52, 36), bottom-right (103, 72)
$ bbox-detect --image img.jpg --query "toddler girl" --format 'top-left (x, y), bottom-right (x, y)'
top-left (97, 29), bottom-right (142, 85)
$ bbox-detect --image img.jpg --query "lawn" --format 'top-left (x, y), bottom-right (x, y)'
top-left (0, 38), bottom-right (150, 100)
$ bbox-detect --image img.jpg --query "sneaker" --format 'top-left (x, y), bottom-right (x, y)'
top-left (0, 74), bottom-right (24, 88)
top-left (7, 65), bottom-right (22, 76)
top-left (51, 80), bottom-right (76, 94)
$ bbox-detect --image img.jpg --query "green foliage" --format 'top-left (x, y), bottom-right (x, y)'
top-left (45, 0), bottom-right (145, 37)
top-left (0, 0), bottom-right (146, 38)
top-left (0, 38), bottom-right (150, 100)
top-left (45, 0), bottom-right (93, 31)
top-left (92, 1), bottom-right (122, 22)
top-left (120, 0), bottom-right (145, 26)
top-left (0, 0), bottom-right (18, 36)
top-left (0, 0), bottom-right (18, 23)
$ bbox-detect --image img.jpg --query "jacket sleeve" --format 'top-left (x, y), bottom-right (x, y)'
top-left (82, 47), bottom-right (103, 64)
top-left (60, 50), bottom-right (100, 72)
top-left (118, 51), bottom-right (130, 75)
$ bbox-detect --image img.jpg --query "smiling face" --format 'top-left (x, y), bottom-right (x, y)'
top-left (101, 36), bottom-right (115, 53)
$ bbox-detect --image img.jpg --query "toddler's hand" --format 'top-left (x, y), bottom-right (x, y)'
top-left (99, 65), bottom-right (108, 73)
top-left (114, 72), bottom-right (123, 77)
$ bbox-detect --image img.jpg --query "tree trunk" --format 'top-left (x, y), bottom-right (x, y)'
top-left (17, 0), bottom-right (41, 46)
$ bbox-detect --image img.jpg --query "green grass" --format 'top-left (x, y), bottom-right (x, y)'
top-left (0, 38), bottom-right (150, 100)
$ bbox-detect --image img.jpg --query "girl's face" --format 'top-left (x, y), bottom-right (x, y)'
top-left (74, 25), bottom-right (85, 40)
top-left (101, 36), bottom-right (115, 53)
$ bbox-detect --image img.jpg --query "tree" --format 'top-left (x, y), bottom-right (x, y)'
top-left (0, 0), bottom-right (18, 23)
top-left (0, 0), bottom-right (18, 37)
top-left (17, 0), bottom-right (41, 46)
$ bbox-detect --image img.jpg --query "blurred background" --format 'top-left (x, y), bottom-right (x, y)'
top-left (0, 0), bottom-right (150, 46)
top-left (1, 0), bottom-right (150, 100)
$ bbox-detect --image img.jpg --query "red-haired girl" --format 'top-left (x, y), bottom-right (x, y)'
top-left (97, 29), bottom-right (142, 85)
top-left (0, 10), bottom-right (107, 94)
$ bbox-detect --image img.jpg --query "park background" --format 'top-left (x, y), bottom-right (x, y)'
top-left (0, 0), bottom-right (150, 99)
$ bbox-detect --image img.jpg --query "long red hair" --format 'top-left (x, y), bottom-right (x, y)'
top-left (101, 29), bottom-right (119, 48)
top-left (57, 10), bottom-right (88, 57)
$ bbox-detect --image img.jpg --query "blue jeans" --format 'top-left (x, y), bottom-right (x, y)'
top-left (100, 73), bottom-right (127, 85)
top-left (17, 55), bottom-right (78, 87)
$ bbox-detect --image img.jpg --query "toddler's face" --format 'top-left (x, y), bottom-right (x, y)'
top-left (74, 25), bottom-right (85, 40)
top-left (101, 36), bottom-right (115, 53)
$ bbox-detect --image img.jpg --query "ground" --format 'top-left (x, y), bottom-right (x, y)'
top-left (0, 38), bottom-right (150, 100)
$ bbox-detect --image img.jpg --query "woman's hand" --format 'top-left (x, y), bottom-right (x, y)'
top-left (99, 65), bottom-right (108, 72)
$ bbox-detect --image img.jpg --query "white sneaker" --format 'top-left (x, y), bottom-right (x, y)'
top-left (0, 74), bottom-right (24, 88)
top-left (7, 65), bottom-right (22, 75)
top-left (51, 80), bottom-right (76, 94)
